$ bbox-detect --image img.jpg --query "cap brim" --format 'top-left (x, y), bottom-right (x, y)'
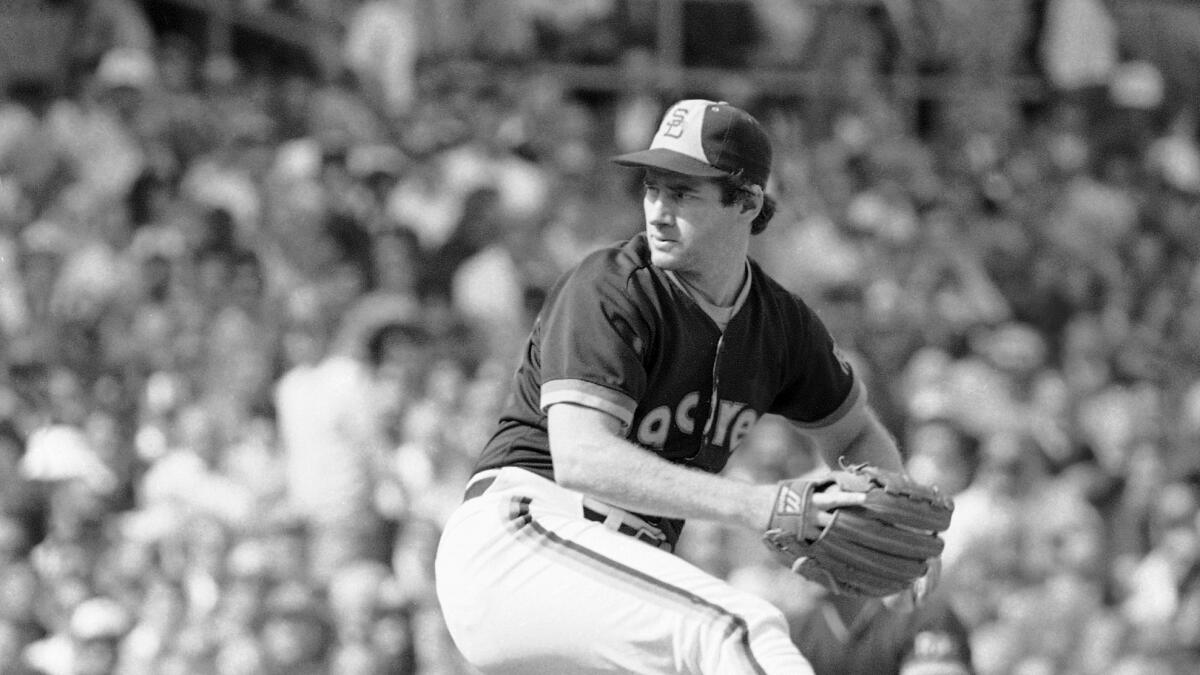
top-left (611, 148), bottom-right (728, 178)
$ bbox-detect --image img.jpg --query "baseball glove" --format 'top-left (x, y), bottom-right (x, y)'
top-left (761, 463), bottom-right (953, 597)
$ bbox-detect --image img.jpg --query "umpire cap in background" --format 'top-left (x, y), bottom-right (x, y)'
top-left (612, 99), bottom-right (772, 188)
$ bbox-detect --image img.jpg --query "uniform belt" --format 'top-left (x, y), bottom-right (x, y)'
top-left (461, 472), bottom-right (672, 552)
top-left (581, 499), bottom-right (672, 552)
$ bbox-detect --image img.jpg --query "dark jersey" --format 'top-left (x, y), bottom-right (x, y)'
top-left (790, 594), bottom-right (974, 675)
top-left (473, 233), bottom-right (860, 543)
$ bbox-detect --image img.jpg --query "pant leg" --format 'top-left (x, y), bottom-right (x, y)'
top-left (434, 468), bottom-right (813, 675)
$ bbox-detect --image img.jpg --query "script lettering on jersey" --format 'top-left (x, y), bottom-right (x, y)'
top-left (636, 392), bottom-right (758, 450)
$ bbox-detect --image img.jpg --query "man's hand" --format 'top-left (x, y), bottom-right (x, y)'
top-left (762, 464), bottom-right (953, 597)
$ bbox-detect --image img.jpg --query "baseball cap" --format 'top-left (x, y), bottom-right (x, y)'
top-left (613, 99), bottom-right (772, 187)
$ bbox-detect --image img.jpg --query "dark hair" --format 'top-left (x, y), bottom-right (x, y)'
top-left (198, 207), bottom-right (238, 257)
top-left (366, 321), bottom-right (430, 367)
top-left (717, 179), bottom-right (776, 235)
top-left (324, 212), bottom-right (377, 290)
top-left (0, 418), bottom-right (23, 454)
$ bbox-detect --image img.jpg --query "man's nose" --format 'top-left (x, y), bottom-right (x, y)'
top-left (646, 195), bottom-right (674, 225)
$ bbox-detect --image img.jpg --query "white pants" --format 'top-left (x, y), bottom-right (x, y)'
top-left (434, 467), bottom-right (814, 674)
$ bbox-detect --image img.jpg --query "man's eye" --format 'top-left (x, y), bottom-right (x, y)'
top-left (644, 184), bottom-right (691, 201)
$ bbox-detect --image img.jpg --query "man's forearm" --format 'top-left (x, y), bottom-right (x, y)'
top-left (562, 436), bottom-right (778, 531)
top-left (827, 409), bottom-right (904, 473)
top-left (549, 404), bottom-right (776, 531)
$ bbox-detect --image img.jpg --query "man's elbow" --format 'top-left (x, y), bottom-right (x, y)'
top-left (546, 403), bottom-right (626, 491)
top-left (550, 439), bottom-right (599, 492)
top-left (553, 453), bottom-right (587, 491)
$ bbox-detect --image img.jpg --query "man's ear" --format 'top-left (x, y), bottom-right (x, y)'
top-left (741, 186), bottom-right (764, 215)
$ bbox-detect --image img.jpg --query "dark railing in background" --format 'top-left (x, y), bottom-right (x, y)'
top-left (0, 0), bottom-right (1048, 109)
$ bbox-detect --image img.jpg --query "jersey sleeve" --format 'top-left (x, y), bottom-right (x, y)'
top-left (769, 295), bottom-right (861, 430)
top-left (537, 262), bottom-right (649, 429)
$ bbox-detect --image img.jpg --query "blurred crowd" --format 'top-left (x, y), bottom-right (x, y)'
top-left (2, 0), bottom-right (1200, 674)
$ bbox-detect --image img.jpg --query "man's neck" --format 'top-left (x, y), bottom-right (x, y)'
top-left (672, 258), bottom-right (744, 309)
top-left (674, 260), bottom-right (747, 308)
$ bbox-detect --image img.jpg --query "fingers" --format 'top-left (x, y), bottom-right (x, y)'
top-left (916, 556), bottom-right (942, 601)
top-left (881, 557), bottom-right (942, 612)
top-left (804, 491), bottom-right (866, 537)
top-left (811, 491), bottom-right (867, 510)
top-left (881, 586), bottom-right (917, 612)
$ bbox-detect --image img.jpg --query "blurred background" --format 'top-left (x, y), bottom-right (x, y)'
top-left (1, 1), bottom-right (1200, 673)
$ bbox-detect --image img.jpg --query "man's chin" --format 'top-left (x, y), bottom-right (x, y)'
top-left (648, 249), bottom-right (680, 269)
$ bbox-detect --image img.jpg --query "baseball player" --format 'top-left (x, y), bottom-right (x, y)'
top-left (790, 591), bottom-right (974, 674)
top-left (434, 99), bottom-right (922, 674)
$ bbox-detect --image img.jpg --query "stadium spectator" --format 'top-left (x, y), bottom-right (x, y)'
top-left (2, 3), bottom-right (1200, 672)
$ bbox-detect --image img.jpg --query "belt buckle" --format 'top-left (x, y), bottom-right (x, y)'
top-left (633, 528), bottom-right (674, 553)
